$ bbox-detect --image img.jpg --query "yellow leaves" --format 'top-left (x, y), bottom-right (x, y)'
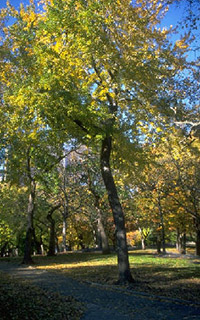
top-left (19, 6), bottom-right (37, 30)
top-left (175, 39), bottom-right (189, 50)
top-left (25, 47), bottom-right (34, 56)
top-left (28, 128), bottom-right (38, 141)
top-left (54, 39), bottom-right (63, 53)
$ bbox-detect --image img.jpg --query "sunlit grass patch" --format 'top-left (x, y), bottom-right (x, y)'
top-left (33, 249), bottom-right (200, 303)
top-left (1, 249), bottom-right (199, 303)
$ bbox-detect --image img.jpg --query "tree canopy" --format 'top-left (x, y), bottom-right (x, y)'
top-left (0, 0), bottom-right (199, 282)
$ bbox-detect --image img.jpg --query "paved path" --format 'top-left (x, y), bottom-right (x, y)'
top-left (0, 262), bottom-right (200, 320)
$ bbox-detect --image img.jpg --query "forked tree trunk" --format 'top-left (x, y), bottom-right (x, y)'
top-left (100, 136), bottom-right (133, 283)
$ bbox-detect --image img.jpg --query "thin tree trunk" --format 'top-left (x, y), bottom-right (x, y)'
top-left (158, 194), bottom-right (166, 254)
top-left (196, 219), bottom-right (200, 256)
top-left (97, 211), bottom-right (110, 254)
top-left (100, 136), bottom-right (133, 283)
top-left (61, 159), bottom-right (69, 252)
top-left (141, 238), bottom-right (146, 250)
top-left (1, 148), bottom-right (8, 182)
top-left (92, 226), bottom-right (99, 248)
top-left (47, 214), bottom-right (55, 256)
top-left (22, 179), bottom-right (36, 264)
top-left (156, 234), bottom-right (161, 254)
top-left (180, 232), bottom-right (186, 254)
top-left (47, 204), bottom-right (61, 256)
top-left (62, 216), bottom-right (67, 252)
top-left (1, 242), bottom-right (8, 257)
top-left (176, 229), bottom-right (181, 252)
top-left (88, 174), bottom-right (110, 254)
top-left (61, 189), bottom-right (68, 252)
top-left (139, 228), bottom-right (146, 250)
top-left (32, 228), bottom-right (42, 254)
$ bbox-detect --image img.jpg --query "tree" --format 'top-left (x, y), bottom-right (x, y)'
top-left (1, 0), bottom-right (196, 282)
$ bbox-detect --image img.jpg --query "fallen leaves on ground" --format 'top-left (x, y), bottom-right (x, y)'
top-left (0, 271), bottom-right (84, 320)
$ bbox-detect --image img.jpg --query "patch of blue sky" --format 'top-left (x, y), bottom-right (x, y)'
top-left (0, 0), bottom-right (33, 10)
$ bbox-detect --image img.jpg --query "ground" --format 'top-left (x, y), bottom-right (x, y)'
top-left (0, 249), bottom-right (200, 319)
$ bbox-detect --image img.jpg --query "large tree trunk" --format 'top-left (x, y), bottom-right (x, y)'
top-left (22, 179), bottom-right (36, 264)
top-left (100, 136), bottom-right (133, 283)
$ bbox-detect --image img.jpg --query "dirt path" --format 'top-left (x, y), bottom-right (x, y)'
top-left (0, 261), bottom-right (200, 320)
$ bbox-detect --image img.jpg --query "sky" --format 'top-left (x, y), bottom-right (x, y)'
top-left (0, 0), bottom-right (186, 26)
top-left (0, 0), bottom-right (199, 57)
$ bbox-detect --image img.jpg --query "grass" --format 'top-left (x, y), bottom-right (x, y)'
top-left (1, 248), bottom-right (200, 305)
top-left (0, 271), bottom-right (84, 320)
top-left (35, 249), bottom-right (200, 304)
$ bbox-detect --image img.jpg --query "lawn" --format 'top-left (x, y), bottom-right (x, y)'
top-left (1, 249), bottom-right (200, 305)
top-left (33, 249), bottom-right (200, 304)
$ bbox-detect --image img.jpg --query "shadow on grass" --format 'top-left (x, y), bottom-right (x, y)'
top-left (1, 251), bottom-right (200, 303)
top-left (32, 251), bottom-right (118, 266)
top-left (34, 262), bottom-right (200, 303)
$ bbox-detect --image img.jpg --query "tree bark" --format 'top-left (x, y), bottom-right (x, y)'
top-left (180, 232), bottom-right (186, 255)
top-left (47, 204), bottom-right (61, 256)
top-left (196, 219), bottom-right (200, 256)
top-left (1, 242), bottom-right (8, 257)
top-left (88, 174), bottom-right (110, 254)
top-left (61, 158), bottom-right (69, 252)
top-left (176, 229), bottom-right (181, 252)
top-left (62, 215), bottom-right (67, 252)
top-left (97, 211), bottom-right (110, 254)
top-left (100, 136), bottom-right (133, 283)
top-left (176, 229), bottom-right (186, 254)
top-left (156, 234), bottom-right (161, 254)
top-left (61, 187), bottom-right (68, 252)
top-left (32, 228), bottom-right (42, 255)
top-left (139, 228), bottom-right (146, 250)
top-left (141, 238), bottom-right (146, 250)
top-left (158, 194), bottom-right (166, 254)
top-left (22, 179), bottom-right (36, 264)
